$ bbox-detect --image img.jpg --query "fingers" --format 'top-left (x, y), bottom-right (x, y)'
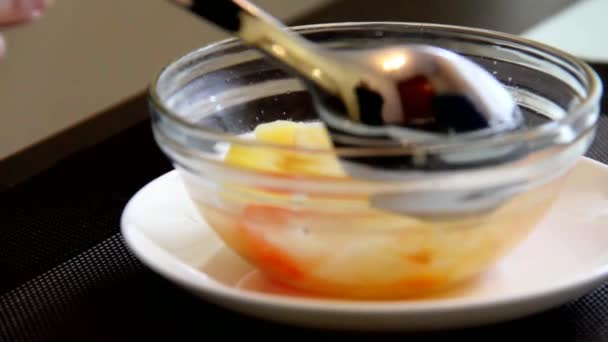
top-left (0, 0), bottom-right (53, 26)
top-left (0, 34), bottom-right (5, 58)
top-left (0, 0), bottom-right (53, 59)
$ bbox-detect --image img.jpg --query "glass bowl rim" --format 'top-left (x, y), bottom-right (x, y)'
top-left (148, 21), bottom-right (602, 156)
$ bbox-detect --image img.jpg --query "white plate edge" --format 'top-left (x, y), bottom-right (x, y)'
top-left (120, 156), bottom-right (608, 315)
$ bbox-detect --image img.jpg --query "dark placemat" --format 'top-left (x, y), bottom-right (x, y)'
top-left (0, 62), bottom-right (606, 342)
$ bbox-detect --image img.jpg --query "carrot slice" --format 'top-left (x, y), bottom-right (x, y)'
top-left (245, 230), bottom-right (304, 280)
top-left (237, 205), bottom-right (305, 281)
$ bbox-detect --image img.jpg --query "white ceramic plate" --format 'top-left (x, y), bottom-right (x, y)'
top-left (121, 157), bottom-right (608, 331)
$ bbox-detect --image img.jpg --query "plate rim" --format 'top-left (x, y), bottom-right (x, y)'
top-left (120, 156), bottom-right (608, 316)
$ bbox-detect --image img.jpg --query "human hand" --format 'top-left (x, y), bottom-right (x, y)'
top-left (0, 0), bottom-right (53, 58)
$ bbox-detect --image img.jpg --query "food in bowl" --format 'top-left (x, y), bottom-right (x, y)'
top-left (189, 120), bottom-right (560, 298)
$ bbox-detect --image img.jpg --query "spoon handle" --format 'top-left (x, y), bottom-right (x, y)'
top-left (171, 0), bottom-right (278, 34)
top-left (169, 0), bottom-right (342, 95)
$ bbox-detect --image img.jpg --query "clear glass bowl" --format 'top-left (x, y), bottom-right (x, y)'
top-left (148, 22), bottom-right (602, 299)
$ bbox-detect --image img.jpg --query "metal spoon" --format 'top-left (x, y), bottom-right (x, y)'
top-left (168, 1), bottom-right (523, 140)
top-left (169, 0), bottom-right (526, 217)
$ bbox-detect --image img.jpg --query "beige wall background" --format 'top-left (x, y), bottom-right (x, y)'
top-left (0, 0), bottom-right (330, 160)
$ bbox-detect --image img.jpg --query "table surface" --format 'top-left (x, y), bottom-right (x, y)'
top-left (2, 2), bottom-right (608, 341)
